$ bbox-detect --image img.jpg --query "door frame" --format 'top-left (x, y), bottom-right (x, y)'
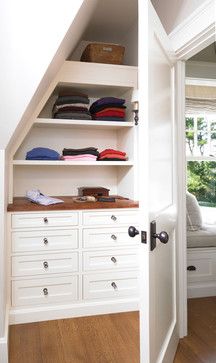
top-left (171, 0), bottom-right (216, 338)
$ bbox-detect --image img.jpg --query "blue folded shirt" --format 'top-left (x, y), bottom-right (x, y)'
top-left (26, 147), bottom-right (60, 160)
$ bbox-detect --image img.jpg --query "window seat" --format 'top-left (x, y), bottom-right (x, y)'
top-left (187, 225), bottom-right (216, 248)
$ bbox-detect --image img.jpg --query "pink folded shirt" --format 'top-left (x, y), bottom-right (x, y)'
top-left (62, 154), bottom-right (97, 161)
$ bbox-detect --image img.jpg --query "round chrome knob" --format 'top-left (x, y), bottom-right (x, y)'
top-left (43, 238), bottom-right (48, 245)
top-left (44, 217), bottom-right (48, 224)
top-left (43, 288), bottom-right (48, 296)
top-left (111, 215), bottom-right (117, 221)
top-left (153, 231), bottom-right (169, 244)
top-left (111, 234), bottom-right (117, 240)
top-left (43, 261), bottom-right (49, 269)
top-left (111, 282), bottom-right (117, 290)
top-left (111, 256), bottom-right (117, 263)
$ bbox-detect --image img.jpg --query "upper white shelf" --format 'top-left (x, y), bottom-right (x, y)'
top-left (35, 118), bottom-right (134, 130)
top-left (187, 156), bottom-right (216, 161)
top-left (13, 160), bottom-right (134, 166)
top-left (57, 61), bottom-right (138, 92)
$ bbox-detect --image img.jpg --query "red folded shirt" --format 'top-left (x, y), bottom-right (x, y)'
top-left (99, 154), bottom-right (127, 160)
top-left (94, 110), bottom-right (125, 117)
top-left (99, 149), bottom-right (126, 158)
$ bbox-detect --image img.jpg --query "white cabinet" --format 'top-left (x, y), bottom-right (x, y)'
top-left (9, 208), bottom-right (139, 323)
top-left (187, 247), bottom-right (216, 298)
top-left (8, 60), bottom-right (139, 323)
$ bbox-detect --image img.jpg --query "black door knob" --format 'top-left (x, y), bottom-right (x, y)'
top-left (128, 226), bottom-right (139, 238)
top-left (153, 231), bottom-right (169, 244)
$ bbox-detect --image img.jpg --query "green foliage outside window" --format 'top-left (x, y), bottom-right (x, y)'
top-left (187, 161), bottom-right (216, 207)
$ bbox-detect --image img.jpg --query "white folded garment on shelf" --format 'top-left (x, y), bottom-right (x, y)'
top-left (26, 189), bottom-right (64, 206)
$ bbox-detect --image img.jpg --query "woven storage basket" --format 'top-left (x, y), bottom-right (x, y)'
top-left (80, 43), bottom-right (125, 65)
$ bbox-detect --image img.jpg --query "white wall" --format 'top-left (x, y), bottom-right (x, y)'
top-left (151, 0), bottom-right (208, 34)
top-left (0, 0), bottom-right (89, 150)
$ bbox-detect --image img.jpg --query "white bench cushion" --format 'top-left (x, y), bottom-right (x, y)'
top-left (187, 224), bottom-right (216, 248)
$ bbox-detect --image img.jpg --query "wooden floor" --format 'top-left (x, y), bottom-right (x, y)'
top-left (174, 297), bottom-right (216, 363)
top-left (10, 298), bottom-right (216, 363)
top-left (9, 311), bottom-right (140, 363)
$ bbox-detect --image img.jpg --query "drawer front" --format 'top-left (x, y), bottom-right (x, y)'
top-left (83, 227), bottom-right (139, 248)
top-left (83, 210), bottom-right (138, 226)
top-left (83, 271), bottom-right (139, 300)
top-left (187, 258), bottom-right (214, 282)
top-left (83, 250), bottom-right (139, 271)
top-left (12, 212), bottom-right (78, 229)
top-left (12, 252), bottom-right (78, 277)
top-left (12, 229), bottom-right (78, 253)
top-left (12, 276), bottom-right (78, 307)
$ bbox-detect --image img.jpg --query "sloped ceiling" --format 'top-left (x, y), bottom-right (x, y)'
top-left (189, 43), bottom-right (216, 62)
top-left (151, 0), bottom-right (208, 34)
top-left (82, 0), bottom-right (138, 42)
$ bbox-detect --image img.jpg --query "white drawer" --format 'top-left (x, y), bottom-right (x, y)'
top-left (83, 227), bottom-right (139, 248)
top-left (12, 212), bottom-right (78, 229)
top-left (83, 271), bottom-right (139, 300)
top-left (12, 229), bottom-right (78, 253)
top-left (83, 250), bottom-right (139, 271)
top-left (12, 252), bottom-right (78, 277)
top-left (12, 275), bottom-right (78, 307)
top-left (83, 210), bottom-right (138, 226)
top-left (187, 258), bottom-right (214, 282)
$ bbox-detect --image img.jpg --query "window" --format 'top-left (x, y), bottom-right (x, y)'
top-left (186, 114), bottom-right (216, 207)
top-left (186, 114), bottom-right (216, 157)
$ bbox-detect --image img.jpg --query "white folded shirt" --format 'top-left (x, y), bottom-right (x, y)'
top-left (26, 189), bottom-right (64, 206)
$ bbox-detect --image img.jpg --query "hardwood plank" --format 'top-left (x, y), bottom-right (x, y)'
top-left (9, 322), bottom-right (43, 363)
top-left (9, 312), bottom-right (140, 363)
top-left (174, 298), bottom-right (216, 363)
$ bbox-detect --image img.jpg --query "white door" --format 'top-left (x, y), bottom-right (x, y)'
top-left (136, 2), bottom-right (179, 362)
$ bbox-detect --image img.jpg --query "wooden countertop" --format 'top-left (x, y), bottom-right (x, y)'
top-left (8, 196), bottom-right (139, 212)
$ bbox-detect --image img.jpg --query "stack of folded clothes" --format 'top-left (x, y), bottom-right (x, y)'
top-left (52, 90), bottom-right (92, 120)
top-left (89, 97), bottom-right (126, 121)
top-left (26, 147), bottom-right (60, 160)
top-left (62, 147), bottom-right (99, 161)
top-left (98, 148), bottom-right (127, 161)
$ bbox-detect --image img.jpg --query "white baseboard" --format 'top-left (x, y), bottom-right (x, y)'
top-left (0, 305), bottom-right (9, 363)
top-left (188, 283), bottom-right (216, 298)
top-left (9, 299), bottom-right (139, 325)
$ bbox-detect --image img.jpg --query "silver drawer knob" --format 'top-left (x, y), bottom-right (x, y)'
top-left (44, 217), bottom-right (48, 224)
top-left (43, 238), bottom-right (48, 245)
top-left (111, 257), bottom-right (117, 263)
top-left (43, 288), bottom-right (48, 296)
top-left (111, 282), bottom-right (117, 290)
top-left (43, 261), bottom-right (49, 269)
top-left (111, 234), bottom-right (117, 240)
top-left (111, 215), bottom-right (117, 221)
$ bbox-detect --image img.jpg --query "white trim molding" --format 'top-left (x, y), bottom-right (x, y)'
top-left (0, 305), bottom-right (9, 363)
top-left (9, 299), bottom-right (139, 325)
top-left (169, 0), bottom-right (215, 60)
top-left (175, 61), bottom-right (188, 338)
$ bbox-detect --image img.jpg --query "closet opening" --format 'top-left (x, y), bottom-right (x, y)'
top-left (184, 42), bottom-right (216, 354)
top-left (9, 1), bottom-right (141, 363)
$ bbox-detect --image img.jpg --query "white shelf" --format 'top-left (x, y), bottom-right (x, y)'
top-left (13, 160), bottom-right (134, 166)
top-left (35, 118), bottom-right (134, 130)
top-left (187, 156), bottom-right (216, 161)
